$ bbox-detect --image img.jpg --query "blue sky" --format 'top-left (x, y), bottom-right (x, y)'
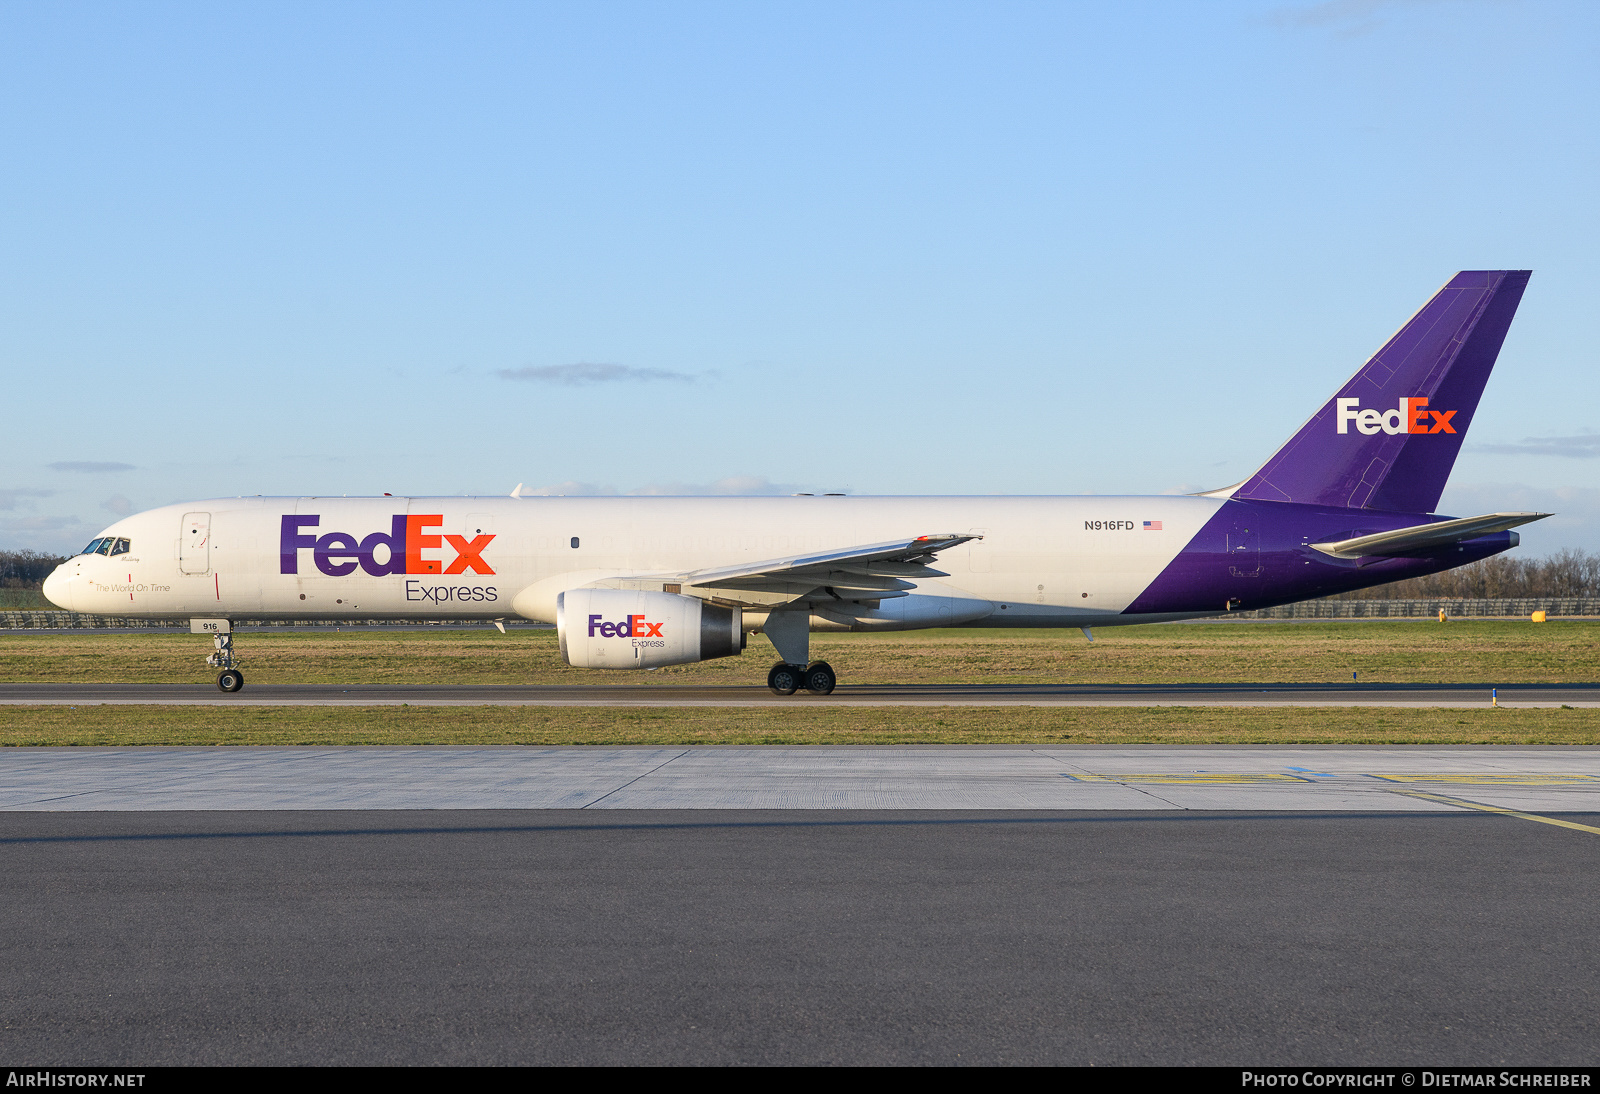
top-left (3, 0), bottom-right (1597, 555)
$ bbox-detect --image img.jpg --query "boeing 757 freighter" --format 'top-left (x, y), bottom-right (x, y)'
top-left (45, 270), bottom-right (1548, 694)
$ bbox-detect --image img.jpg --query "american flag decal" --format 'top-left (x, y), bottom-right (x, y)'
top-left (1143, 520), bottom-right (1162, 530)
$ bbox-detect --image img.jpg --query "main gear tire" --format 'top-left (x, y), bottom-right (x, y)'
top-left (802, 661), bottom-right (836, 695)
top-left (767, 663), bottom-right (801, 696)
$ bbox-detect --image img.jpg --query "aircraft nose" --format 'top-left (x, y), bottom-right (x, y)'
top-left (42, 564), bottom-right (74, 611)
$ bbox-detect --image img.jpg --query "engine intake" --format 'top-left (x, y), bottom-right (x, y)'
top-left (557, 589), bottom-right (743, 669)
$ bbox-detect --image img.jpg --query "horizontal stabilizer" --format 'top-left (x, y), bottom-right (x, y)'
top-left (1310, 512), bottom-right (1550, 560)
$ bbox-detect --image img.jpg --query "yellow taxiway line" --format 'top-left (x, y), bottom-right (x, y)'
top-left (1062, 773), bottom-right (1600, 835)
top-left (1381, 787), bottom-right (1600, 836)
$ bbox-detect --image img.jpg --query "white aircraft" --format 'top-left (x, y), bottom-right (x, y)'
top-left (44, 271), bottom-right (1548, 694)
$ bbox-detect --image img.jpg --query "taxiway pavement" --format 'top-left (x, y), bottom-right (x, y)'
top-left (2, 681), bottom-right (1595, 706)
top-left (5, 745), bottom-right (1599, 813)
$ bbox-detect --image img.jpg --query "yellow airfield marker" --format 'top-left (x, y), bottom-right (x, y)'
top-left (1384, 787), bottom-right (1600, 836)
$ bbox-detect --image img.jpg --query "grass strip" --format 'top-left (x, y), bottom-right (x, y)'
top-left (5, 620), bottom-right (1598, 686)
top-left (3, 704), bottom-right (1597, 747)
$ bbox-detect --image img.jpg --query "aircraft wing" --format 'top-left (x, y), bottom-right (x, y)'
top-left (677, 533), bottom-right (979, 604)
top-left (1310, 512), bottom-right (1551, 560)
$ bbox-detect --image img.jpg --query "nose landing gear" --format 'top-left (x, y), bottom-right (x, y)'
top-left (205, 633), bottom-right (245, 693)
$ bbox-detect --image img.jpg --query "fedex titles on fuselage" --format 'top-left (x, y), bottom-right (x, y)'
top-left (1336, 397), bottom-right (1456, 435)
top-left (280, 514), bottom-right (497, 602)
top-left (280, 514), bottom-right (495, 576)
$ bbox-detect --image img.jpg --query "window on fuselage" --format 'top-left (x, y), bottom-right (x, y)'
top-left (110, 538), bottom-right (131, 556)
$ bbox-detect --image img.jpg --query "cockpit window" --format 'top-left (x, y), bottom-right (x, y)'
top-left (95, 539), bottom-right (113, 555)
top-left (81, 538), bottom-right (106, 555)
top-left (110, 538), bottom-right (131, 556)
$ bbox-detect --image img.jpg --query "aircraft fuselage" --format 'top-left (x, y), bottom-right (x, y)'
top-left (45, 493), bottom-right (1516, 628)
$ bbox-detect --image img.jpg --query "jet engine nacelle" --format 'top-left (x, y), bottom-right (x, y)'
top-left (557, 588), bottom-right (743, 669)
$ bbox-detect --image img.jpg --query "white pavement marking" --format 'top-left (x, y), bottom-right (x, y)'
top-left (1, 747), bottom-right (1599, 812)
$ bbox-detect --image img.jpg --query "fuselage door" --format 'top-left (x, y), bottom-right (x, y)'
top-left (180, 512), bottom-right (212, 574)
top-left (1227, 528), bottom-right (1261, 577)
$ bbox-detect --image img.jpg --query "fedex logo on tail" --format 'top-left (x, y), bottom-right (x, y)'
top-left (1336, 397), bottom-right (1457, 436)
top-left (588, 614), bottom-right (664, 638)
top-left (281, 515), bottom-right (494, 576)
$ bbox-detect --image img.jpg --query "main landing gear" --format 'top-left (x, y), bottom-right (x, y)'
top-left (768, 661), bottom-right (837, 696)
top-left (205, 633), bottom-right (245, 693)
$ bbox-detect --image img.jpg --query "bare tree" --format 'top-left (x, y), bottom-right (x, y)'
top-left (1336, 548), bottom-right (1600, 599)
top-left (0, 550), bottom-right (68, 589)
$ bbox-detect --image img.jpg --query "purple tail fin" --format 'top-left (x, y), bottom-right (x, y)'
top-left (1233, 270), bottom-right (1530, 513)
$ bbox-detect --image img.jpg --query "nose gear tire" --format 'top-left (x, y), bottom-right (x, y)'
top-left (217, 669), bottom-right (245, 693)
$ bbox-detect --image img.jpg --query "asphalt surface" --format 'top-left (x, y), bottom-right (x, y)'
top-left (3, 808), bottom-right (1598, 1065)
top-left (4, 681), bottom-right (1597, 706)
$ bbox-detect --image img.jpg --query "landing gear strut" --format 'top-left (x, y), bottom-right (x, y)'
top-left (767, 661), bottom-right (837, 696)
top-left (206, 633), bottom-right (245, 693)
top-left (762, 612), bottom-right (835, 696)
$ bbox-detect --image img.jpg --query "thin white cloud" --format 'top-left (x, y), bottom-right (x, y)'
top-left (628, 476), bottom-right (803, 497)
top-left (1475, 434), bottom-right (1600, 459)
top-left (521, 481), bottom-right (620, 497)
top-left (497, 363), bottom-right (697, 386)
top-left (520, 476), bottom-right (824, 497)
top-left (1, 514), bottom-right (87, 532)
top-left (0, 514), bottom-right (97, 556)
top-left (1437, 482), bottom-right (1600, 556)
top-left (48, 461), bottom-right (136, 473)
top-left (101, 495), bottom-right (134, 517)
top-left (0, 488), bottom-right (53, 510)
